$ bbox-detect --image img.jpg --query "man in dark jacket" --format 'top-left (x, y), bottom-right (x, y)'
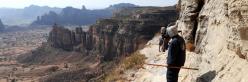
top-left (166, 24), bottom-right (186, 82)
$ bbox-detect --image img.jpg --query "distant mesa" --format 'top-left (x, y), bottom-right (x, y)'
top-left (107, 3), bottom-right (138, 9)
top-left (31, 3), bottom-right (139, 26)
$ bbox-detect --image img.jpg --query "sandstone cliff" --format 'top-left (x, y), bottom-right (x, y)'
top-left (176, 0), bottom-right (248, 81)
top-left (176, 0), bottom-right (248, 56)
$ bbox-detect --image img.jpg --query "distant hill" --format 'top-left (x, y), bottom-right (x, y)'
top-left (107, 3), bottom-right (139, 9)
top-left (31, 3), bottom-right (138, 26)
top-left (0, 5), bottom-right (62, 25)
top-left (0, 19), bottom-right (5, 31)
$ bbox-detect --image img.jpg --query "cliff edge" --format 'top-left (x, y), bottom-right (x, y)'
top-left (125, 0), bottom-right (248, 82)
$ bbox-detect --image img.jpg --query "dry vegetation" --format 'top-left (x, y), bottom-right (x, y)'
top-left (186, 42), bottom-right (195, 52)
top-left (103, 52), bottom-right (146, 82)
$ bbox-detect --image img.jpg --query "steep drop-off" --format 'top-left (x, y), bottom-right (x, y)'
top-left (18, 6), bottom-right (178, 82)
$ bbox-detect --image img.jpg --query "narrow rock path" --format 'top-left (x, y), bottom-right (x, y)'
top-left (125, 36), bottom-right (198, 82)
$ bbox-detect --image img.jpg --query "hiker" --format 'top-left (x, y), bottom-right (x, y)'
top-left (159, 27), bottom-right (171, 52)
top-left (165, 22), bottom-right (186, 82)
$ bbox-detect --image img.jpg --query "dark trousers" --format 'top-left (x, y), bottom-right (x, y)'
top-left (167, 67), bottom-right (181, 82)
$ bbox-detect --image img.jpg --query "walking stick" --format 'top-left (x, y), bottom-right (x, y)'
top-left (145, 63), bottom-right (199, 70)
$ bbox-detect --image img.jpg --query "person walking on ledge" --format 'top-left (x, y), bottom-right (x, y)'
top-left (166, 23), bottom-right (186, 82)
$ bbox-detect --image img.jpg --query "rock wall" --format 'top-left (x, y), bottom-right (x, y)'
top-left (177, 0), bottom-right (248, 81)
top-left (178, 0), bottom-right (248, 57)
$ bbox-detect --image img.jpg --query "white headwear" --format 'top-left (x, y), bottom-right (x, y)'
top-left (166, 24), bottom-right (178, 37)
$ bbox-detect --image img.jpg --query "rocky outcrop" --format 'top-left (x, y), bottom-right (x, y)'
top-left (0, 19), bottom-right (5, 31)
top-left (176, 0), bottom-right (204, 51)
top-left (48, 24), bottom-right (76, 51)
top-left (175, 0), bottom-right (248, 81)
top-left (178, 0), bottom-right (248, 59)
top-left (45, 6), bottom-right (178, 61)
top-left (47, 24), bottom-right (93, 51)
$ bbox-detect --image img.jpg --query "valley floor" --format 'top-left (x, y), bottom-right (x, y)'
top-left (0, 26), bottom-right (93, 82)
top-left (0, 28), bottom-right (52, 82)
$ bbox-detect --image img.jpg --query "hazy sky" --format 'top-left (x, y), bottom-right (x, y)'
top-left (0, 0), bottom-right (177, 9)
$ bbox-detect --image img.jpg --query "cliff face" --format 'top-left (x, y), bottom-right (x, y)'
top-left (177, 0), bottom-right (248, 57)
top-left (176, 0), bottom-right (248, 81)
top-left (46, 7), bottom-right (178, 61)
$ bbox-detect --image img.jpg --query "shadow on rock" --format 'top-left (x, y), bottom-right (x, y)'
top-left (196, 71), bottom-right (216, 82)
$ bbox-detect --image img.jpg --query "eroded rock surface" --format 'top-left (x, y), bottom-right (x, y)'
top-left (176, 0), bottom-right (248, 82)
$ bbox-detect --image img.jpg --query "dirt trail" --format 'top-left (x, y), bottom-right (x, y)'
top-left (125, 36), bottom-right (199, 82)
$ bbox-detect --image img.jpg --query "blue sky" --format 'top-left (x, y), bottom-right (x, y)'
top-left (0, 0), bottom-right (177, 9)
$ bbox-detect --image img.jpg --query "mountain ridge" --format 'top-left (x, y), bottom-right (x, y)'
top-left (31, 3), bottom-right (139, 26)
top-left (0, 5), bottom-right (62, 25)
